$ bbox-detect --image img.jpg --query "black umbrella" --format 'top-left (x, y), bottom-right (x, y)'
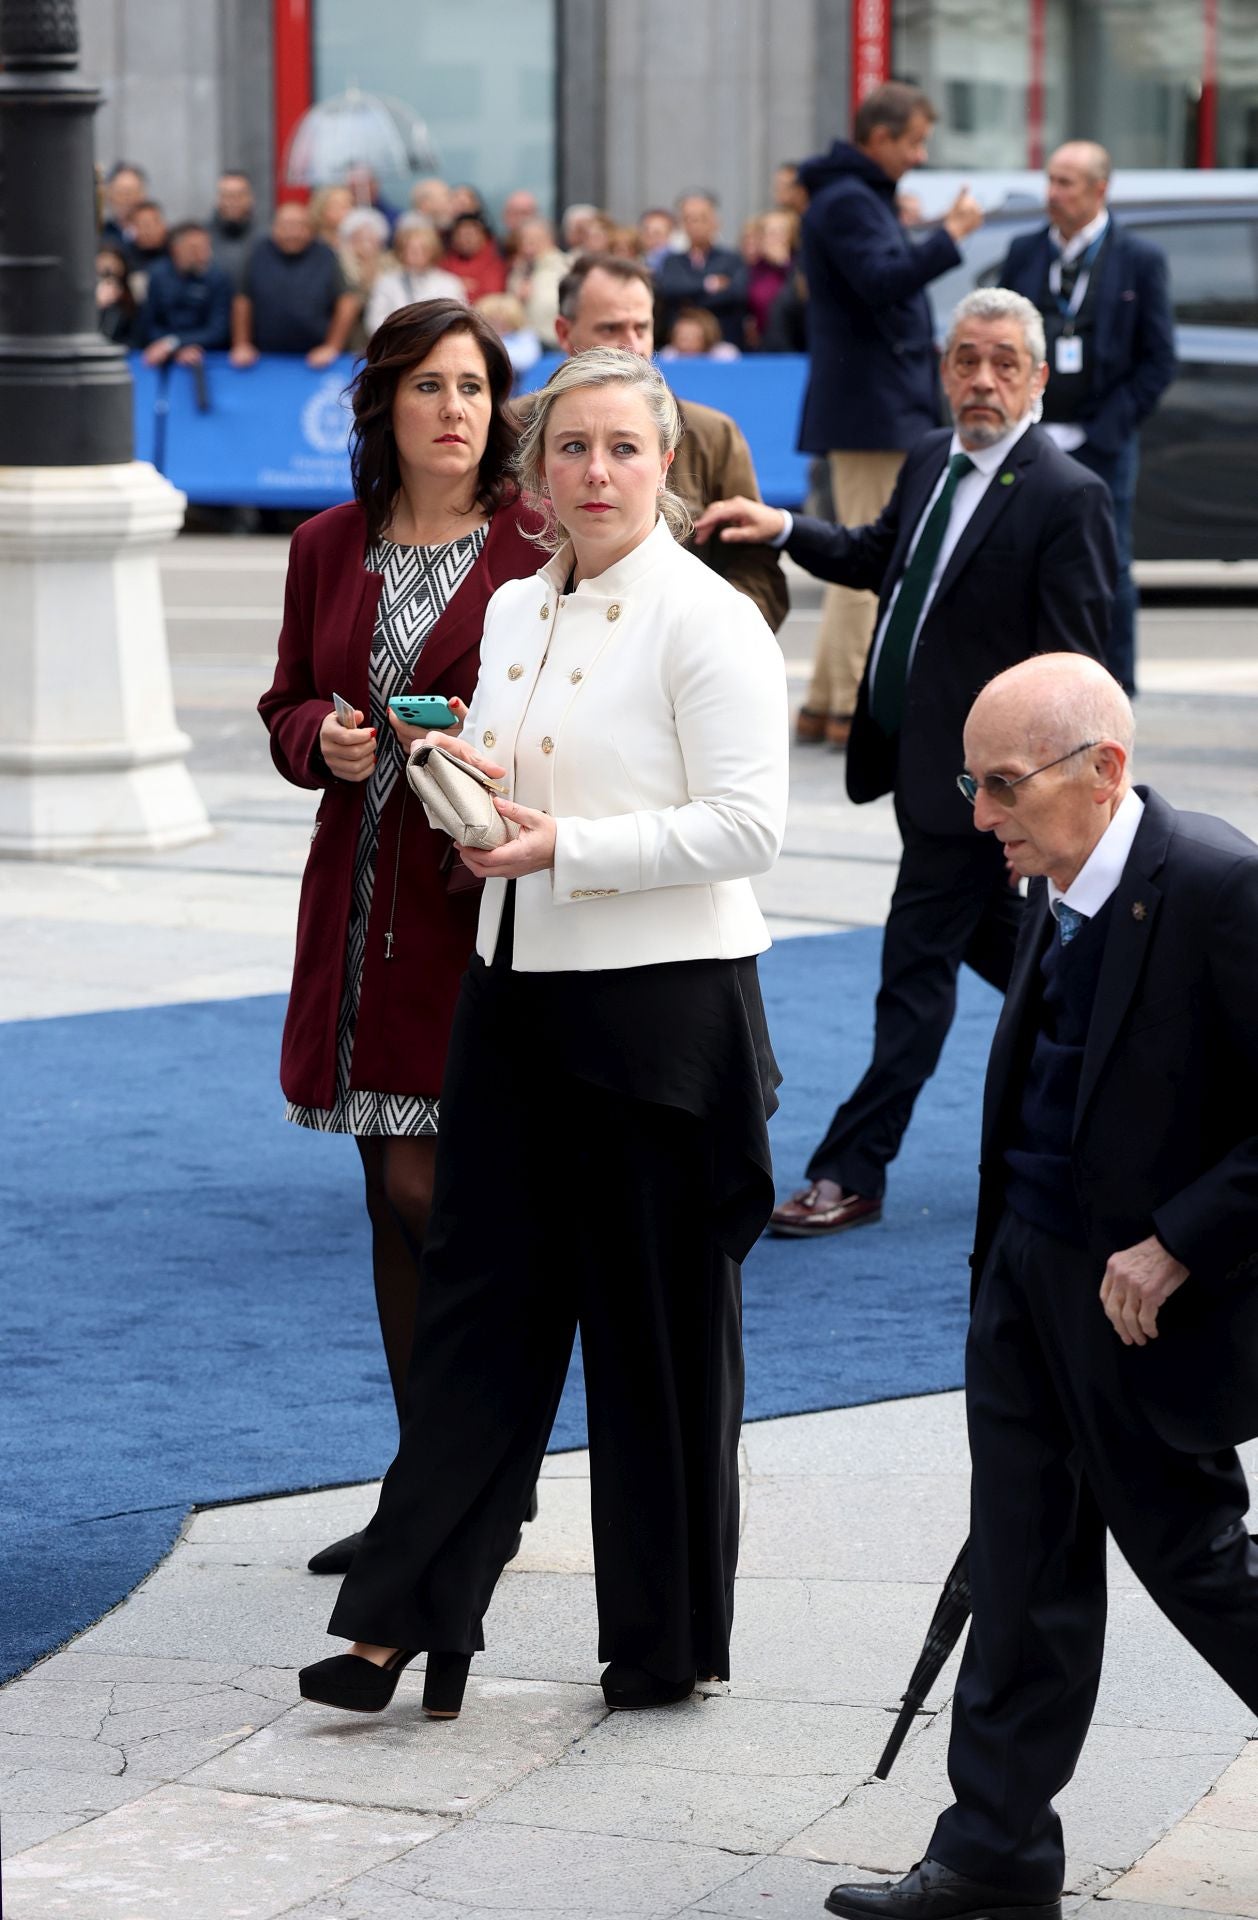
top-left (875, 1538), bottom-right (972, 1780)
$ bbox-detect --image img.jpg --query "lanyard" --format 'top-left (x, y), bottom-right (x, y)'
top-left (1048, 229), bottom-right (1106, 320)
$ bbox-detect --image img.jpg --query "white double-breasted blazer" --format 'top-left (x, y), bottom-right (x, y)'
top-left (461, 516), bottom-right (789, 972)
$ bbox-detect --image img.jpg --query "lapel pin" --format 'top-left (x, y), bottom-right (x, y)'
top-left (1132, 901), bottom-right (1147, 920)
top-left (1000, 472), bottom-right (1015, 486)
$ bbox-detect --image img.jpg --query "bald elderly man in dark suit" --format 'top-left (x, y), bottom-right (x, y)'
top-left (825, 653), bottom-right (1258, 1920)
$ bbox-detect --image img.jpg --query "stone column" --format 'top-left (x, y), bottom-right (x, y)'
top-left (0, 0), bottom-right (208, 855)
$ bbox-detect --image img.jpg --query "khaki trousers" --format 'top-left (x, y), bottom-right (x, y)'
top-left (806, 449), bottom-right (906, 719)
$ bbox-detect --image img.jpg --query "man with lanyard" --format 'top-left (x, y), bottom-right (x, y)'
top-left (1000, 142), bottom-right (1175, 695)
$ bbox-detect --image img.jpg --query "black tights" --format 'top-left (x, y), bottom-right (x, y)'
top-left (354, 1135), bottom-right (439, 1428)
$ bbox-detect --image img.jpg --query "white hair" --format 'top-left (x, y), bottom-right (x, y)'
top-left (946, 287), bottom-right (1047, 369)
top-left (339, 206), bottom-right (390, 246)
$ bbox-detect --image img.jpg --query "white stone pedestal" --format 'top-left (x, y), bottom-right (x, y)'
top-left (0, 462), bottom-right (211, 857)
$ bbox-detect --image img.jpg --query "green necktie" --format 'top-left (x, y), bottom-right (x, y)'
top-left (869, 451), bottom-right (975, 733)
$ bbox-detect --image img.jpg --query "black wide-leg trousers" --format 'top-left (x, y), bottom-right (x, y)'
top-left (930, 1209), bottom-right (1258, 1896)
top-left (328, 951), bottom-right (746, 1682)
top-left (806, 821), bottom-right (1022, 1200)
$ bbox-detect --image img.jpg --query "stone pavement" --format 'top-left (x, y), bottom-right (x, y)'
top-left (2, 1403), bottom-right (1256, 1918)
top-left (2, 541), bottom-right (1257, 1916)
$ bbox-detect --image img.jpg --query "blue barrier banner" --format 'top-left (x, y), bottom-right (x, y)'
top-left (518, 353), bottom-right (810, 509)
top-left (161, 352), bottom-right (356, 507)
top-left (127, 352), bottom-right (812, 510)
top-left (126, 354), bottom-right (161, 467)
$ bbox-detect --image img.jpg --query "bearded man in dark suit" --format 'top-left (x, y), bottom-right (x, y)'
top-left (824, 650), bottom-right (1258, 1920)
top-left (695, 288), bottom-right (1116, 1243)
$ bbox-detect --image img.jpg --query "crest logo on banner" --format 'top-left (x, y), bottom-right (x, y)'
top-left (301, 378), bottom-right (353, 455)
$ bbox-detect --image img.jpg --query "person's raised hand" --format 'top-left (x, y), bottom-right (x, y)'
top-left (319, 705), bottom-right (375, 782)
top-left (1099, 1234), bottom-right (1189, 1346)
top-left (943, 187), bottom-right (984, 243)
top-left (388, 695), bottom-right (468, 756)
top-left (692, 495), bottom-right (787, 546)
top-left (459, 799), bottom-right (556, 878)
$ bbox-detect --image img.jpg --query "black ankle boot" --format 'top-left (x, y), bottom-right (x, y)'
top-left (298, 1647), bottom-right (416, 1712)
top-left (600, 1661), bottom-right (696, 1710)
top-left (422, 1650), bottom-right (472, 1718)
top-left (306, 1530), bottom-right (363, 1575)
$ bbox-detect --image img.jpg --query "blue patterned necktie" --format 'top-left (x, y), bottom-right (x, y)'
top-left (1056, 902), bottom-right (1086, 946)
top-left (870, 452), bottom-right (975, 734)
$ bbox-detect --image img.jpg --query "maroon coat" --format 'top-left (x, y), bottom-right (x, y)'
top-left (259, 496), bottom-right (542, 1108)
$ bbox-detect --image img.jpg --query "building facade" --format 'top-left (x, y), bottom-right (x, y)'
top-left (84, 0), bottom-right (1258, 234)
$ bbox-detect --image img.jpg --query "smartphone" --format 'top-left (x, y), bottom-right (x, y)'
top-left (332, 691), bottom-right (358, 729)
top-left (389, 694), bottom-right (457, 729)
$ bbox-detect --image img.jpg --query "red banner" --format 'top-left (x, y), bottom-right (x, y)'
top-left (851, 0), bottom-right (892, 120)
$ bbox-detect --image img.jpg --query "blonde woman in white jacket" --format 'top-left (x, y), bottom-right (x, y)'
top-left (301, 348), bottom-right (789, 1723)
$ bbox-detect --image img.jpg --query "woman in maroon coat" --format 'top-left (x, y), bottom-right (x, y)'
top-left (259, 300), bottom-right (539, 1571)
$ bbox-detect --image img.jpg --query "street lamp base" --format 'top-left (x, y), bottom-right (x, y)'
top-left (0, 461), bottom-right (211, 857)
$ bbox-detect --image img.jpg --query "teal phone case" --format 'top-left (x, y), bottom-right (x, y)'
top-left (389, 695), bottom-right (456, 727)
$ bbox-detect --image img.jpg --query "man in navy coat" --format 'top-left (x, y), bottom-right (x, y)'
top-left (825, 652), bottom-right (1258, 1920)
top-left (135, 221), bottom-right (232, 367)
top-left (794, 83), bottom-right (983, 748)
top-left (1000, 143), bottom-right (1176, 694)
top-left (694, 290), bottom-right (1116, 1243)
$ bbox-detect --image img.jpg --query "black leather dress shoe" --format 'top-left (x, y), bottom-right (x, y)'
top-left (824, 1858), bottom-right (1062, 1920)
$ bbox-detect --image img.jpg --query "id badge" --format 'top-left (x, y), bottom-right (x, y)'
top-left (1055, 334), bottom-right (1084, 375)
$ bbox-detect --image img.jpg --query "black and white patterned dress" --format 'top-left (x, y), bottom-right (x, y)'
top-left (286, 527), bottom-right (487, 1137)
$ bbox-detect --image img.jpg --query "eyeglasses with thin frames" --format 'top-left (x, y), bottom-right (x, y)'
top-left (956, 740), bottom-right (1102, 808)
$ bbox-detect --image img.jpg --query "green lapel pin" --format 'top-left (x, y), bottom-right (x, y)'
top-left (1000, 472), bottom-right (1015, 486)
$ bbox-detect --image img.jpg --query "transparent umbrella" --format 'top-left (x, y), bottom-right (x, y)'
top-left (282, 86), bottom-right (439, 196)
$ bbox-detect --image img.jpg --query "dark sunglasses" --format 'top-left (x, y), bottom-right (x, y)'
top-left (956, 740), bottom-right (1102, 807)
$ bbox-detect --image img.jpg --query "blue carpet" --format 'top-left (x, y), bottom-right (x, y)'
top-left (0, 928), bottom-right (999, 1681)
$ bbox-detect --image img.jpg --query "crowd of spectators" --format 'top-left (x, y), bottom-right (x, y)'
top-left (95, 155), bottom-right (926, 374)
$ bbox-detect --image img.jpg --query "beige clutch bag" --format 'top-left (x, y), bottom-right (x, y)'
top-left (406, 741), bottom-right (512, 850)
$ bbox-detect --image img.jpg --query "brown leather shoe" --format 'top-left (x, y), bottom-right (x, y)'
top-left (768, 1179), bottom-right (882, 1237)
top-left (826, 714), bottom-right (853, 749)
top-left (796, 706), bottom-right (827, 744)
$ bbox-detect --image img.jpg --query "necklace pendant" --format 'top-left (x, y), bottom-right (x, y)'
top-left (384, 932), bottom-right (395, 960)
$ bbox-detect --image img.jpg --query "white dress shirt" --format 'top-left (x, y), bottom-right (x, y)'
top-left (774, 419), bottom-right (1036, 688)
top-left (1042, 209), bottom-right (1110, 454)
top-left (1047, 785), bottom-right (1145, 926)
top-left (864, 415), bottom-right (1035, 688)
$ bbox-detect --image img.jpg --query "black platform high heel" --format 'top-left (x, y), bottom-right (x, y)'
top-left (600, 1661), bottom-right (697, 1710)
top-left (306, 1530), bottom-right (363, 1575)
top-left (422, 1650), bottom-right (472, 1719)
top-left (298, 1647), bottom-right (417, 1712)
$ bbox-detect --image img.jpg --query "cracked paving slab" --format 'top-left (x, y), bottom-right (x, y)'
top-left (3, 1399), bottom-right (1256, 1917)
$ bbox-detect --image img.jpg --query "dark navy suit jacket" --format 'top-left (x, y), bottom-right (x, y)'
top-left (785, 424), bottom-right (1116, 835)
top-left (796, 140), bottom-right (960, 453)
top-left (973, 788), bottom-right (1258, 1452)
top-left (135, 258), bottom-right (233, 351)
top-left (1000, 220), bottom-right (1177, 456)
